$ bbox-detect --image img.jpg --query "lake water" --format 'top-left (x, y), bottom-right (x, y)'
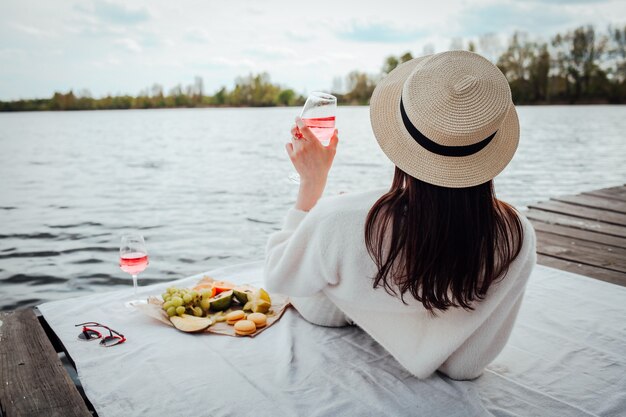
top-left (1, 106), bottom-right (625, 310)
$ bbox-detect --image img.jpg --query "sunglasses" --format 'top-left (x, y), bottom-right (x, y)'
top-left (75, 322), bottom-right (126, 347)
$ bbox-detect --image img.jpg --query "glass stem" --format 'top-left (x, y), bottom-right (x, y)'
top-left (132, 274), bottom-right (138, 295)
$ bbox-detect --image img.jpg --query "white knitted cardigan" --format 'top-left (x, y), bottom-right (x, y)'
top-left (264, 189), bottom-right (537, 380)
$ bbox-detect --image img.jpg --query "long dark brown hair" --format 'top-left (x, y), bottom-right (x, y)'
top-left (365, 167), bottom-right (524, 315)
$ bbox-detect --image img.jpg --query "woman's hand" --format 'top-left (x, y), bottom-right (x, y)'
top-left (286, 116), bottom-right (339, 212)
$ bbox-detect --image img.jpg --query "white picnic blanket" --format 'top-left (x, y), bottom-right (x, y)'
top-left (38, 263), bottom-right (626, 417)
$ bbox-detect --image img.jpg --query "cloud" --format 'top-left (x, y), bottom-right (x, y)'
top-left (459, 3), bottom-right (572, 36)
top-left (75, 0), bottom-right (150, 26)
top-left (0, 48), bottom-right (26, 59)
top-left (184, 28), bottom-right (211, 44)
top-left (203, 56), bottom-right (257, 69)
top-left (245, 6), bottom-right (265, 16)
top-left (285, 30), bottom-right (314, 43)
top-left (139, 34), bottom-right (165, 49)
top-left (114, 38), bottom-right (142, 53)
top-left (337, 21), bottom-right (425, 43)
top-left (65, 23), bottom-right (126, 38)
top-left (91, 55), bottom-right (122, 68)
top-left (293, 56), bottom-right (333, 67)
top-left (246, 45), bottom-right (296, 59)
top-left (527, 0), bottom-right (610, 3)
top-left (65, 3), bottom-right (160, 52)
top-left (12, 23), bottom-right (54, 37)
top-left (328, 52), bottom-right (356, 61)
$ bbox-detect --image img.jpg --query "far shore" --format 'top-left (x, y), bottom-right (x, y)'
top-left (1, 100), bottom-right (623, 114)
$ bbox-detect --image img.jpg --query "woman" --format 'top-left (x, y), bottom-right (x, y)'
top-left (264, 51), bottom-right (536, 381)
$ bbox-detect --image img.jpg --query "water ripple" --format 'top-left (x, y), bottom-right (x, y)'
top-left (47, 221), bottom-right (103, 229)
top-left (0, 250), bottom-right (61, 259)
top-left (0, 246), bottom-right (116, 259)
top-left (0, 232), bottom-right (61, 240)
top-left (71, 258), bottom-right (105, 264)
top-left (4, 274), bottom-right (67, 285)
top-left (246, 217), bottom-right (276, 224)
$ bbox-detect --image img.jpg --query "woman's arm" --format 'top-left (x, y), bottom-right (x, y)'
top-left (264, 118), bottom-right (340, 296)
top-left (264, 206), bottom-right (339, 296)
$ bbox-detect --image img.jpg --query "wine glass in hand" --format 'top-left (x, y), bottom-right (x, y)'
top-left (288, 92), bottom-right (337, 183)
top-left (120, 234), bottom-right (148, 296)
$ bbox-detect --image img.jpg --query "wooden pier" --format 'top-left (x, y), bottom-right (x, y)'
top-left (0, 309), bottom-right (93, 417)
top-left (526, 184), bottom-right (626, 287)
top-left (1, 184), bottom-right (625, 417)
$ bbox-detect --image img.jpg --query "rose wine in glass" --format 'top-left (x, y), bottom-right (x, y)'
top-left (288, 92), bottom-right (337, 183)
top-left (301, 116), bottom-right (336, 146)
top-left (120, 234), bottom-right (148, 296)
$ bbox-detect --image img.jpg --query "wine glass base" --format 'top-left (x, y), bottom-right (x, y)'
top-left (124, 299), bottom-right (147, 311)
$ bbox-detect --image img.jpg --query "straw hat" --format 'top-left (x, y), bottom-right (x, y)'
top-left (370, 50), bottom-right (519, 188)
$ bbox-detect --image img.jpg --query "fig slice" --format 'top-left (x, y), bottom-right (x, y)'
top-left (170, 314), bottom-right (213, 333)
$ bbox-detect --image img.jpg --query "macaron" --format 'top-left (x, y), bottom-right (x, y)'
top-left (226, 310), bottom-right (246, 325)
top-left (246, 312), bottom-right (267, 328)
top-left (234, 319), bottom-right (256, 336)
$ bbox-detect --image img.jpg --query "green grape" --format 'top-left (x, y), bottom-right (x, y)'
top-left (192, 306), bottom-right (203, 317)
top-left (190, 291), bottom-right (199, 299)
top-left (166, 306), bottom-right (177, 317)
top-left (200, 298), bottom-right (210, 311)
top-left (200, 289), bottom-right (212, 300)
top-left (163, 294), bottom-right (171, 302)
top-left (167, 287), bottom-right (177, 294)
top-left (171, 296), bottom-right (183, 307)
top-left (176, 306), bottom-right (186, 316)
top-left (161, 293), bottom-right (169, 301)
top-left (163, 301), bottom-right (174, 310)
top-left (183, 293), bottom-right (192, 304)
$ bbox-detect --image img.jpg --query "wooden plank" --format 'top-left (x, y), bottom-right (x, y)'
top-left (528, 200), bottom-right (626, 227)
top-left (584, 190), bottom-right (626, 203)
top-left (525, 209), bottom-right (626, 238)
top-left (535, 231), bottom-right (626, 273)
top-left (536, 230), bottom-right (626, 260)
top-left (530, 220), bottom-right (626, 249)
top-left (602, 185), bottom-right (626, 197)
top-left (0, 310), bottom-right (91, 417)
top-left (553, 194), bottom-right (626, 215)
top-left (537, 254), bottom-right (626, 287)
top-left (526, 186), bottom-right (626, 287)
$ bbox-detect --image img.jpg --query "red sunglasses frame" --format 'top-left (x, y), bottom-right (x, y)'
top-left (75, 322), bottom-right (126, 347)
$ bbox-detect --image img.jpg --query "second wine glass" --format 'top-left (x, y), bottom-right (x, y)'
top-left (119, 234), bottom-right (149, 296)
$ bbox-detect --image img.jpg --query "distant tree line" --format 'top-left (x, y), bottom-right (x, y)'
top-left (1, 24), bottom-right (624, 112)
top-left (336, 24), bottom-right (626, 105)
top-left (0, 74), bottom-right (305, 112)
top-left (497, 25), bottom-right (625, 104)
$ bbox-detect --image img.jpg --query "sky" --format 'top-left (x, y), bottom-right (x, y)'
top-left (0, 0), bottom-right (624, 100)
